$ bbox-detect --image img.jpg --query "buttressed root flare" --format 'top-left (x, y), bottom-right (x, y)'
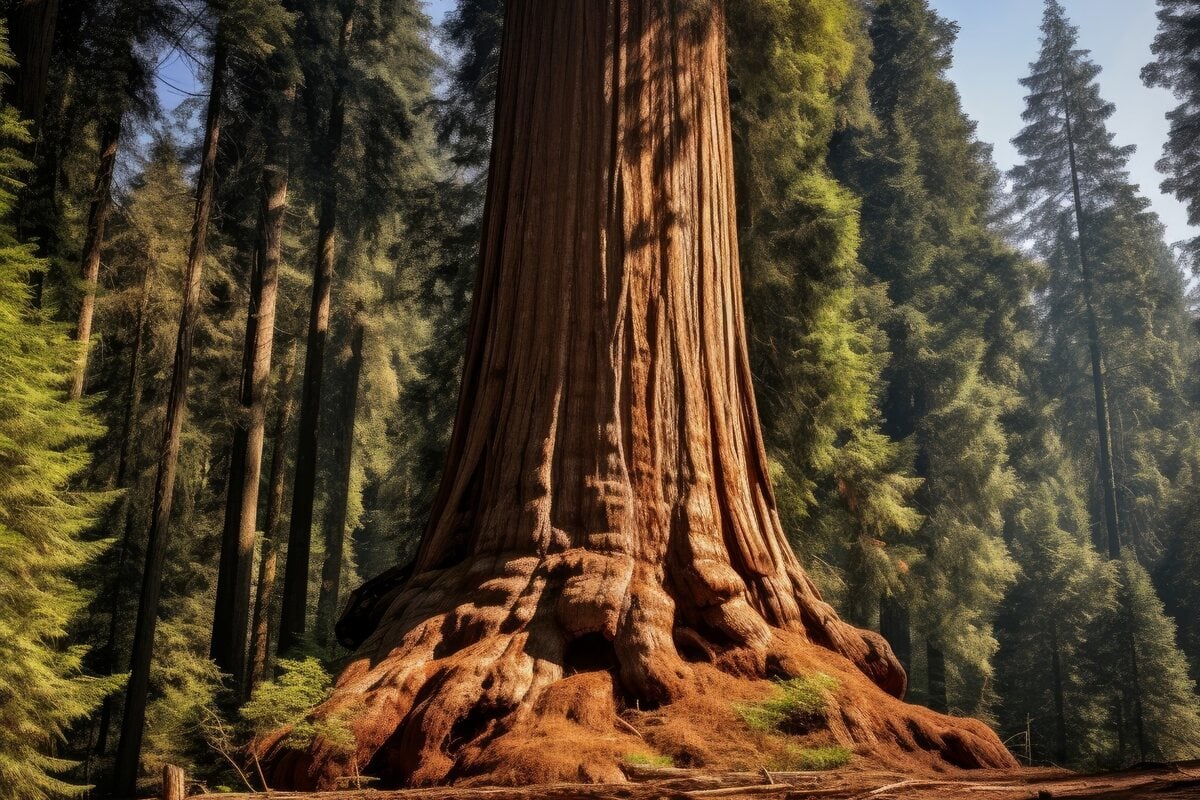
top-left (260, 0), bottom-right (1017, 787)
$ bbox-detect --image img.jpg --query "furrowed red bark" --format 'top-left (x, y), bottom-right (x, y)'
top-left (249, 346), bottom-right (298, 693)
top-left (278, 3), bottom-right (355, 656)
top-left (262, 2), bottom-right (1015, 788)
top-left (112, 38), bottom-right (226, 796)
top-left (315, 314), bottom-right (364, 646)
top-left (212, 83), bottom-right (293, 691)
top-left (70, 114), bottom-right (121, 399)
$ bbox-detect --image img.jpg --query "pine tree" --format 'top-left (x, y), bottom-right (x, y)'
top-left (995, 397), bottom-right (1116, 767)
top-left (1085, 553), bottom-right (1200, 764)
top-left (1010, 0), bottom-right (1200, 764)
top-left (1143, 0), bottom-right (1200, 260)
top-left (211, 0), bottom-right (297, 696)
top-left (727, 0), bottom-right (922, 627)
top-left (280, 0), bottom-right (440, 652)
top-left (66, 0), bottom-right (177, 399)
top-left (831, 0), bottom-right (1017, 714)
top-left (0, 27), bottom-right (115, 797)
top-left (113, 0), bottom-right (290, 786)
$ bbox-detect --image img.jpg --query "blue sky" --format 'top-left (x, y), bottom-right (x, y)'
top-left (156, 0), bottom-right (1194, 248)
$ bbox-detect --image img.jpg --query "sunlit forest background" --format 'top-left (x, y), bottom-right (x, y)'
top-left (2, 0), bottom-right (1200, 797)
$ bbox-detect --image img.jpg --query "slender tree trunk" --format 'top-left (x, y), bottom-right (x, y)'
top-left (93, 249), bottom-right (157, 757)
top-left (261, 2), bottom-right (1013, 788)
top-left (926, 641), bottom-right (948, 713)
top-left (1060, 64), bottom-right (1121, 560)
top-left (880, 594), bottom-right (912, 679)
top-left (279, 5), bottom-right (354, 656)
top-left (249, 347), bottom-right (298, 693)
top-left (315, 316), bottom-right (364, 646)
top-left (112, 38), bottom-right (226, 796)
top-left (1050, 624), bottom-right (1067, 765)
top-left (70, 114), bottom-right (121, 399)
top-left (4, 0), bottom-right (59, 128)
top-left (212, 84), bottom-right (293, 691)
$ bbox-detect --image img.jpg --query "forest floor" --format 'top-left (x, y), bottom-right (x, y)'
top-left (191, 761), bottom-right (1200, 800)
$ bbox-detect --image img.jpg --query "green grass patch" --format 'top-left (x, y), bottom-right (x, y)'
top-left (769, 744), bottom-right (853, 771)
top-left (735, 673), bottom-right (838, 734)
top-left (623, 752), bottom-right (675, 768)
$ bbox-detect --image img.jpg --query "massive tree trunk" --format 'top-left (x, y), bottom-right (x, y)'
top-left (212, 85), bottom-right (293, 691)
top-left (262, 1), bottom-right (1014, 788)
top-left (112, 38), bottom-right (226, 796)
top-left (315, 315), bottom-right (364, 645)
top-left (70, 113), bottom-right (121, 399)
top-left (278, 4), bottom-right (354, 655)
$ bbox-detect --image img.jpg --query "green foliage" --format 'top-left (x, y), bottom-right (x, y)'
top-left (728, 0), bottom-right (921, 618)
top-left (768, 744), bottom-right (852, 771)
top-left (1084, 554), bottom-right (1200, 764)
top-left (1143, 0), bottom-right (1200, 260)
top-left (831, 0), bottom-right (1019, 713)
top-left (0, 24), bottom-right (117, 797)
top-left (242, 658), bottom-right (353, 753)
top-left (1158, 494), bottom-right (1200, 684)
top-left (736, 675), bottom-right (838, 734)
top-left (138, 597), bottom-right (227, 782)
top-left (622, 753), bottom-right (674, 768)
top-left (995, 415), bottom-right (1117, 766)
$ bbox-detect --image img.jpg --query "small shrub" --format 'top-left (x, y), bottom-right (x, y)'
top-left (735, 674), bottom-right (838, 734)
top-left (241, 658), bottom-right (355, 752)
top-left (623, 753), bottom-right (675, 768)
top-left (769, 744), bottom-right (852, 771)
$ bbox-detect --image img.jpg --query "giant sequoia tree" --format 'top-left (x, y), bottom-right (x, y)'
top-left (260, 1), bottom-right (1014, 788)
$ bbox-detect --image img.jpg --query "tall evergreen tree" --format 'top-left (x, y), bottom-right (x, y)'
top-left (210, 0), bottom-right (297, 696)
top-left (1010, 0), bottom-right (1200, 765)
top-left (727, 0), bottom-right (921, 627)
top-left (831, 0), bottom-right (1017, 714)
top-left (280, 0), bottom-right (440, 652)
top-left (1009, 0), bottom-right (1191, 560)
top-left (1143, 0), bottom-right (1200, 260)
top-left (113, 0), bottom-right (289, 786)
top-left (0, 28), bottom-right (114, 797)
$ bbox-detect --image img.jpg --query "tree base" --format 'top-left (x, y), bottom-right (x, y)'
top-left (260, 558), bottom-right (1015, 790)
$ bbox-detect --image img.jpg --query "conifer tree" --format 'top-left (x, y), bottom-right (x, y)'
top-left (831, 0), bottom-right (1017, 714)
top-left (280, 0), bottom-right (440, 652)
top-left (1143, 0), bottom-right (1200, 260)
top-left (0, 28), bottom-right (114, 797)
top-left (211, 1), bottom-right (297, 695)
top-left (727, 0), bottom-right (921, 625)
top-left (1010, 0), bottom-right (1200, 764)
top-left (1084, 554), bottom-right (1200, 764)
top-left (113, 0), bottom-right (289, 786)
top-left (1011, 0), bottom-right (1130, 558)
top-left (66, 0), bottom-right (175, 399)
top-left (995, 397), bottom-right (1116, 766)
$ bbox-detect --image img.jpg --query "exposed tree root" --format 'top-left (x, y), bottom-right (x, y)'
top-left (259, 554), bottom-right (1012, 790)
